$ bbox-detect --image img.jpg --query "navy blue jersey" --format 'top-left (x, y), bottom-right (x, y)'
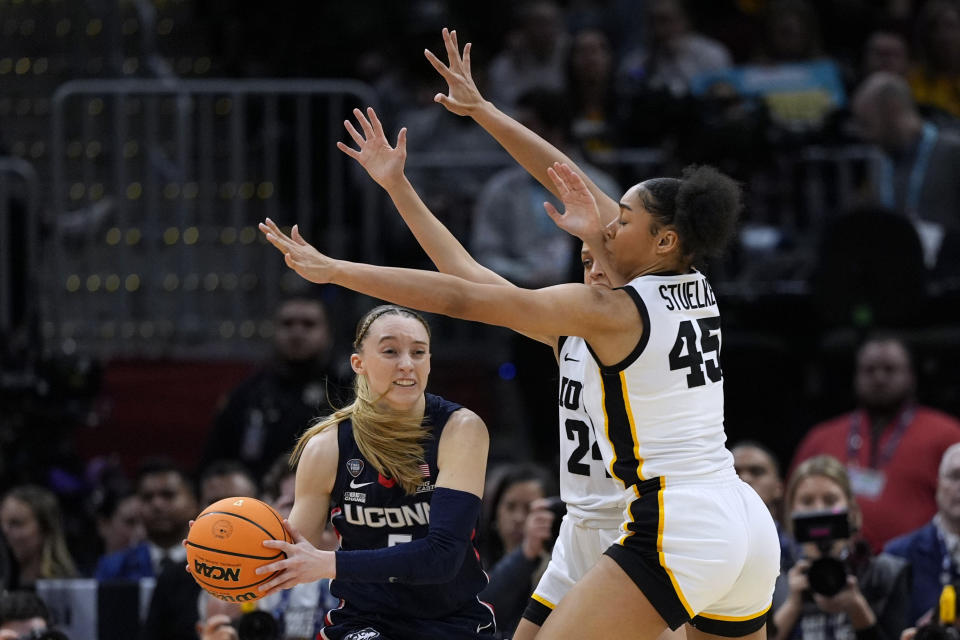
top-left (328, 393), bottom-right (490, 619)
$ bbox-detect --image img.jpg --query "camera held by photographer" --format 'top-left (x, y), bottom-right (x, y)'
top-left (772, 456), bottom-right (911, 640)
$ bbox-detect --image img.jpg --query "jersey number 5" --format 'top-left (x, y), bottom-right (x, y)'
top-left (669, 316), bottom-right (721, 388)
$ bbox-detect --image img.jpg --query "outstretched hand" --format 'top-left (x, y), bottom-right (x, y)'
top-left (336, 107), bottom-right (408, 190)
top-left (424, 27), bottom-right (485, 116)
top-left (255, 518), bottom-right (335, 594)
top-left (543, 162), bottom-right (610, 243)
top-left (259, 219), bottom-right (336, 285)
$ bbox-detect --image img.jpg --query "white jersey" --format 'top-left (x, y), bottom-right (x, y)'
top-left (558, 336), bottom-right (626, 521)
top-left (544, 272), bottom-right (778, 630)
top-left (580, 271), bottom-right (735, 492)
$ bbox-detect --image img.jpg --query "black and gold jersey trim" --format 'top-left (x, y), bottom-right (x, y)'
top-left (604, 475), bottom-right (696, 629)
top-left (584, 285), bottom-right (651, 375)
top-left (599, 369), bottom-right (643, 487)
top-left (523, 595), bottom-right (555, 627)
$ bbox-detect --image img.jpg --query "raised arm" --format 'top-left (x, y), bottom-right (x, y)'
top-left (259, 219), bottom-right (642, 366)
top-left (424, 28), bottom-right (621, 226)
top-left (337, 107), bottom-right (558, 348)
top-left (337, 107), bottom-right (502, 287)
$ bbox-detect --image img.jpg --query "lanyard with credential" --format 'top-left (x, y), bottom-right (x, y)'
top-left (846, 405), bottom-right (915, 468)
top-left (937, 524), bottom-right (960, 587)
top-left (879, 123), bottom-right (939, 215)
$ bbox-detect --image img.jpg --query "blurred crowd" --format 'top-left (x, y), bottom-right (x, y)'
top-left (2, 301), bottom-right (960, 639)
top-left (4, 0), bottom-right (960, 638)
top-left (191, 0), bottom-right (960, 288)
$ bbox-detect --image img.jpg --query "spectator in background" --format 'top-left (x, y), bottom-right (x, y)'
top-left (470, 87), bottom-right (619, 465)
top-left (0, 486), bottom-right (78, 590)
top-left (565, 27), bottom-right (621, 154)
top-left (885, 443), bottom-right (960, 626)
top-left (361, 0), bottom-right (453, 124)
top-left (486, 1), bottom-right (569, 110)
top-left (0, 535), bottom-right (9, 592)
top-left (260, 454), bottom-right (297, 517)
top-left (0, 590), bottom-right (64, 639)
top-left (732, 441), bottom-right (793, 571)
top-left (619, 0), bottom-right (733, 98)
top-left (93, 486), bottom-right (144, 560)
top-left (141, 460), bottom-right (257, 640)
top-left (909, 0), bottom-right (960, 119)
top-left (717, 0), bottom-right (844, 139)
top-left (197, 460), bottom-right (258, 507)
top-left (95, 458), bottom-right (197, 581)
top-left (195, 595), bottom-right (247, 640)
top-left (197, 610), bottom-right (239, 640)
top-left (200, 296), bottom-right (348, 479)
top-left (851, 71), bottom-right (960, 268)
top-left (471, 88), bottom-right (620, 289)
top-left (863, 29), bottom-right (910, 78)
top-left (755, 0), bottom-right (823, 64)
top-left (773, 455), bottom-right (910, 640)
top-left (791, 335), bottom-right (960, 552)
top-left (368, 2), bottom-right (503, 220)
top-left (478, 463), bottom-right (557, 636)
top-left (254, 455), bottom-right (338, 639)
top-left (479, 463), bottom-right (555, 566)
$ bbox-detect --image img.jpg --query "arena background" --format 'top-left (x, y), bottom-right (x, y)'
top-left (2, 0), bottom-right (959, 511)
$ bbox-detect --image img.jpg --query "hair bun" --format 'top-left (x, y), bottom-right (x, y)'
top-left (675, 165), bottom-right (742, 259)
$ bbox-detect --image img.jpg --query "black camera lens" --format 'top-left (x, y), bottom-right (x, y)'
top-left (807, 556), bottom-right (848, 596)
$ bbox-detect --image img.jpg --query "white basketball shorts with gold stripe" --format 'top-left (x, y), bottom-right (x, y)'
top-left (604, 473), bottom-right (780, 636)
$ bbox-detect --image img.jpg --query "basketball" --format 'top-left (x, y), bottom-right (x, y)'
top-left (185, 496), bottom-right (290, 603)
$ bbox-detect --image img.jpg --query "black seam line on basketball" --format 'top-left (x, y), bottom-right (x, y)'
top-left (185, 540), bottom-right (284, 561)
top-left (194, 510), bottom-right (280, 540)
top-left (193, 569), bottom-right (281, 591)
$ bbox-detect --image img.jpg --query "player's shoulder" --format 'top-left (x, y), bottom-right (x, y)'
top-left (300, 423), bottom-right (340, 466)
top-left (444, 407), bottom-right (487, 433)
top-left (296, 424), bottom-right (340, 495)
top-left (439, 408), bottom-right (488, 446)
top-left (587, 283), bottom-right (644, 325)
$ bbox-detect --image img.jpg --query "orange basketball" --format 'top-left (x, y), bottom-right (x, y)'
top-left (185, 496), bottom-right (290, 603)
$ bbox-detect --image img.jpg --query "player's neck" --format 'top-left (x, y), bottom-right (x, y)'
top-left (375, 394), bottom-right (426, 422)
top-left (632, 257), bottom-right (691, 279)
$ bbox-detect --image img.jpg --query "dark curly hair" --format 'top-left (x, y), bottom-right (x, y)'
top-left (637, 165), bottom-right (741, 263)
